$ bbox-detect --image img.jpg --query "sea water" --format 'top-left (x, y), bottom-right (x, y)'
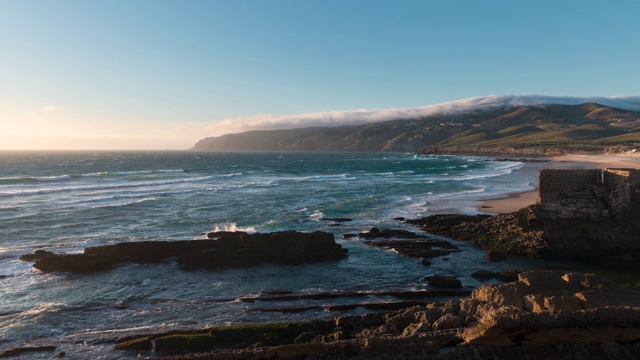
top-left (0, 151), bottom-right (545, 357)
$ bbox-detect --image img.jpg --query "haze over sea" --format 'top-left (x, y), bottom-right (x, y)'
top-left (1, 151), bottom-right (551, 357)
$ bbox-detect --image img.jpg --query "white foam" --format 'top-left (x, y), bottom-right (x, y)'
top-left (31, 175), bottom-right (71, 181)
top-left (91, 197), bottom-right (156, 208)
top-left (211, 222), bottom-right (257, 233)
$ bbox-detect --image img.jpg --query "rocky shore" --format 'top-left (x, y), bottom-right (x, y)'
top-left (408, 168), bottom-right (640, 268)
top-left (110, 271), bottom-right (640, 359)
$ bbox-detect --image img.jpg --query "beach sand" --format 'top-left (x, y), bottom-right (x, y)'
top-left (476, 153), bottom-right (640, 214)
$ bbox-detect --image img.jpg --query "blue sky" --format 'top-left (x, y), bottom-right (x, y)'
top-left (1, 0), bottom-right (639, 150)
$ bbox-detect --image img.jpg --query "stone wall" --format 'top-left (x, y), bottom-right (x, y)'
top-left (537, 169), bottom-right (600, 204)
top-left (537, 168), bottom-right (640, 220)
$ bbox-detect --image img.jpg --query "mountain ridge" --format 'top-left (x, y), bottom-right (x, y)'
top-left (192, 103), bottom-right (640, 155)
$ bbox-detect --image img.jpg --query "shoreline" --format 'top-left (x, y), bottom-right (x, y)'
top-left (476, 153), bottom-right (640, 214)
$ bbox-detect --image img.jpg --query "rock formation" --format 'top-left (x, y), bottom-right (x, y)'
top-left (410, 168), bottom-right (640, 262)
top-left (20, 231), bottom-right (347, 273)
top-left (113, 271), bottom-right (640, 359)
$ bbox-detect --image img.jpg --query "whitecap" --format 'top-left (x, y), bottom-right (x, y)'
top-left (31, 175), bottom-right (71, 181)
top-left (91, 198), bottom-right (156, 208)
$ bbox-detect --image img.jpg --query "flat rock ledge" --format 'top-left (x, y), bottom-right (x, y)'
top-left (114, 271), bottom-right (640, 359)
top-left (20, 231), bottom-right (347, 273)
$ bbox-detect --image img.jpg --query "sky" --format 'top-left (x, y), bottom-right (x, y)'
top-left (1, 0), bottom-right (639, 150)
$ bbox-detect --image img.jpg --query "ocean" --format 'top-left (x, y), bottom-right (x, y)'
top-left (0, 151), bottom-right (547, 358)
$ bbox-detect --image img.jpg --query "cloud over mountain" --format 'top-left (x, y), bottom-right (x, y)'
top-left (206, 95), bottom-right (640, 136)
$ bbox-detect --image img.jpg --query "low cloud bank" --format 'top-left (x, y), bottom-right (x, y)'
top-left (207, 95), bottom-right (640, 136)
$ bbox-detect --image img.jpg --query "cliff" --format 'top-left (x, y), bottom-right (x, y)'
top-left (192, 103), bottom-right (640, 154)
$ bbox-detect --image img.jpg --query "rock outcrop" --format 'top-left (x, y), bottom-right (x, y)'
top-left (113, 271), bottom-right (640, 359)
top-left (21, 231), bottom-right (347, 273)
top-left (409, 168), bottom-right (640, 262)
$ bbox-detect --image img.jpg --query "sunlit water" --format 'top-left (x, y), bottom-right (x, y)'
top-left (0, 151), bottom-right (552, 358)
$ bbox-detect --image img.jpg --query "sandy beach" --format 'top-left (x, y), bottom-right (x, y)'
top-left (476, 153), bottom-right (640, 214)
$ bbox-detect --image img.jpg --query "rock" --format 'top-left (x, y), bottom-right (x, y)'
top-left (432, 313), bottom-right (464, 330)
top-left (359, 228), bottom-right (429, 239)
top-left (421, 259), bottom-right (431, 266)
top-left (176, 231), bottom-right (347, 270)
top-left (207, 231), bottom-right (246, 239)
top-left (471, 270), bottom-right (495, 281)
top-left (342, 233), bottom-right (358, 239)
top-left (33, 253), bottom-right (125, 273)
top-left (112, 271), bottom-right (640, 359)
top-left (19, 249), bottom-right (56, 261)
top-left (0, 346), bottom-right (56, 358)
top-left (485, 251), bottom-right (507, 262)
top-left (321, 217), bottom-right (353, 222)
top-left (472, 269), bottom-right (521, 282)
top-left (27, 231), bottom-right (347, 273)
top-left (364, 238), bottom-right (457, 261)
top-left (494, 269), bottom-right (520, 282)
top-left (425, 276), bottom-right (462, 289)
top-left (406, 214), bottom-right (491, 237)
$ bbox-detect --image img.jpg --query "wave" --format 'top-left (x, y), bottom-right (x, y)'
top-left (32, 175), bottom-right (72, 181)
top-left (0, 176), bottom-right (216, 197)
top-left (157, 169), bottom-right (184, 173)
top-left (91, 197), bottom-right (157, 208)
top-left (81, 172), bottom-right (107, 177)
top-left (213, 172), bottom-right (242, 178)
top-left (289, 174), bottom-right (356, 182)
top-left (0, 175), bottom-right (71, 185)
top-left (0, 169), bottom-right (187, 185)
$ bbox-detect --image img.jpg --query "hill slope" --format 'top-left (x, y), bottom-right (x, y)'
top-left (192, 103), bottom-right (640, 155)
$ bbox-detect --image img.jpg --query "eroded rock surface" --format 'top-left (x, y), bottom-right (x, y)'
top-left (114, 271), bottom-right (640, 359)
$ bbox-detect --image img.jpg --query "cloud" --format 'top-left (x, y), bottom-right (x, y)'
top-left (44, 105), bottom-right (59, 112)
top-left (205, 95), bottom-right (640, 137)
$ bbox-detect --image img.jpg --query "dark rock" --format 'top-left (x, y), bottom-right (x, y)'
top-left (359, 228), bottom-right (428, 239)
top-left (394, 217), bottom-right (406, 222)
top-left (424, 276), bottom-right (462, 289)
top-left (342, 233), bottom-right (358, 239)
top-left (495, 269), bottom-right (520, 282)
top-left (176, 231), bottom-right (347, 270)
top-left (206, 231), bottom-right (246, 239)
top-left (321, 217), bottom-right (353, 222)
top-left (486, 251), bottom-right (508, 262)
top-left (30, 231), bottom-right (347, 273)
top-left (406, 214), bottom-right (491, 237)
top-left (19, 249), bottom-right (56, 261)
top-left (471, 270), bottom-right (495, 281)
top-left (421, 259), bottom-right (431, 266)
top-left (33, 253), bottom-right (125, 273)
top-left (0, 346), bottom-right (56, 358)
top-left (471, 269), bottom-right (521, 282)
top-left (397, 248), bottom-right (452, 259)
top-left (364, 239), bottom-right (457, 261)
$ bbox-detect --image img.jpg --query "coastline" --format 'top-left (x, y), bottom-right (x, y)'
top-left (476, 153), bottom-right (640, 214)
